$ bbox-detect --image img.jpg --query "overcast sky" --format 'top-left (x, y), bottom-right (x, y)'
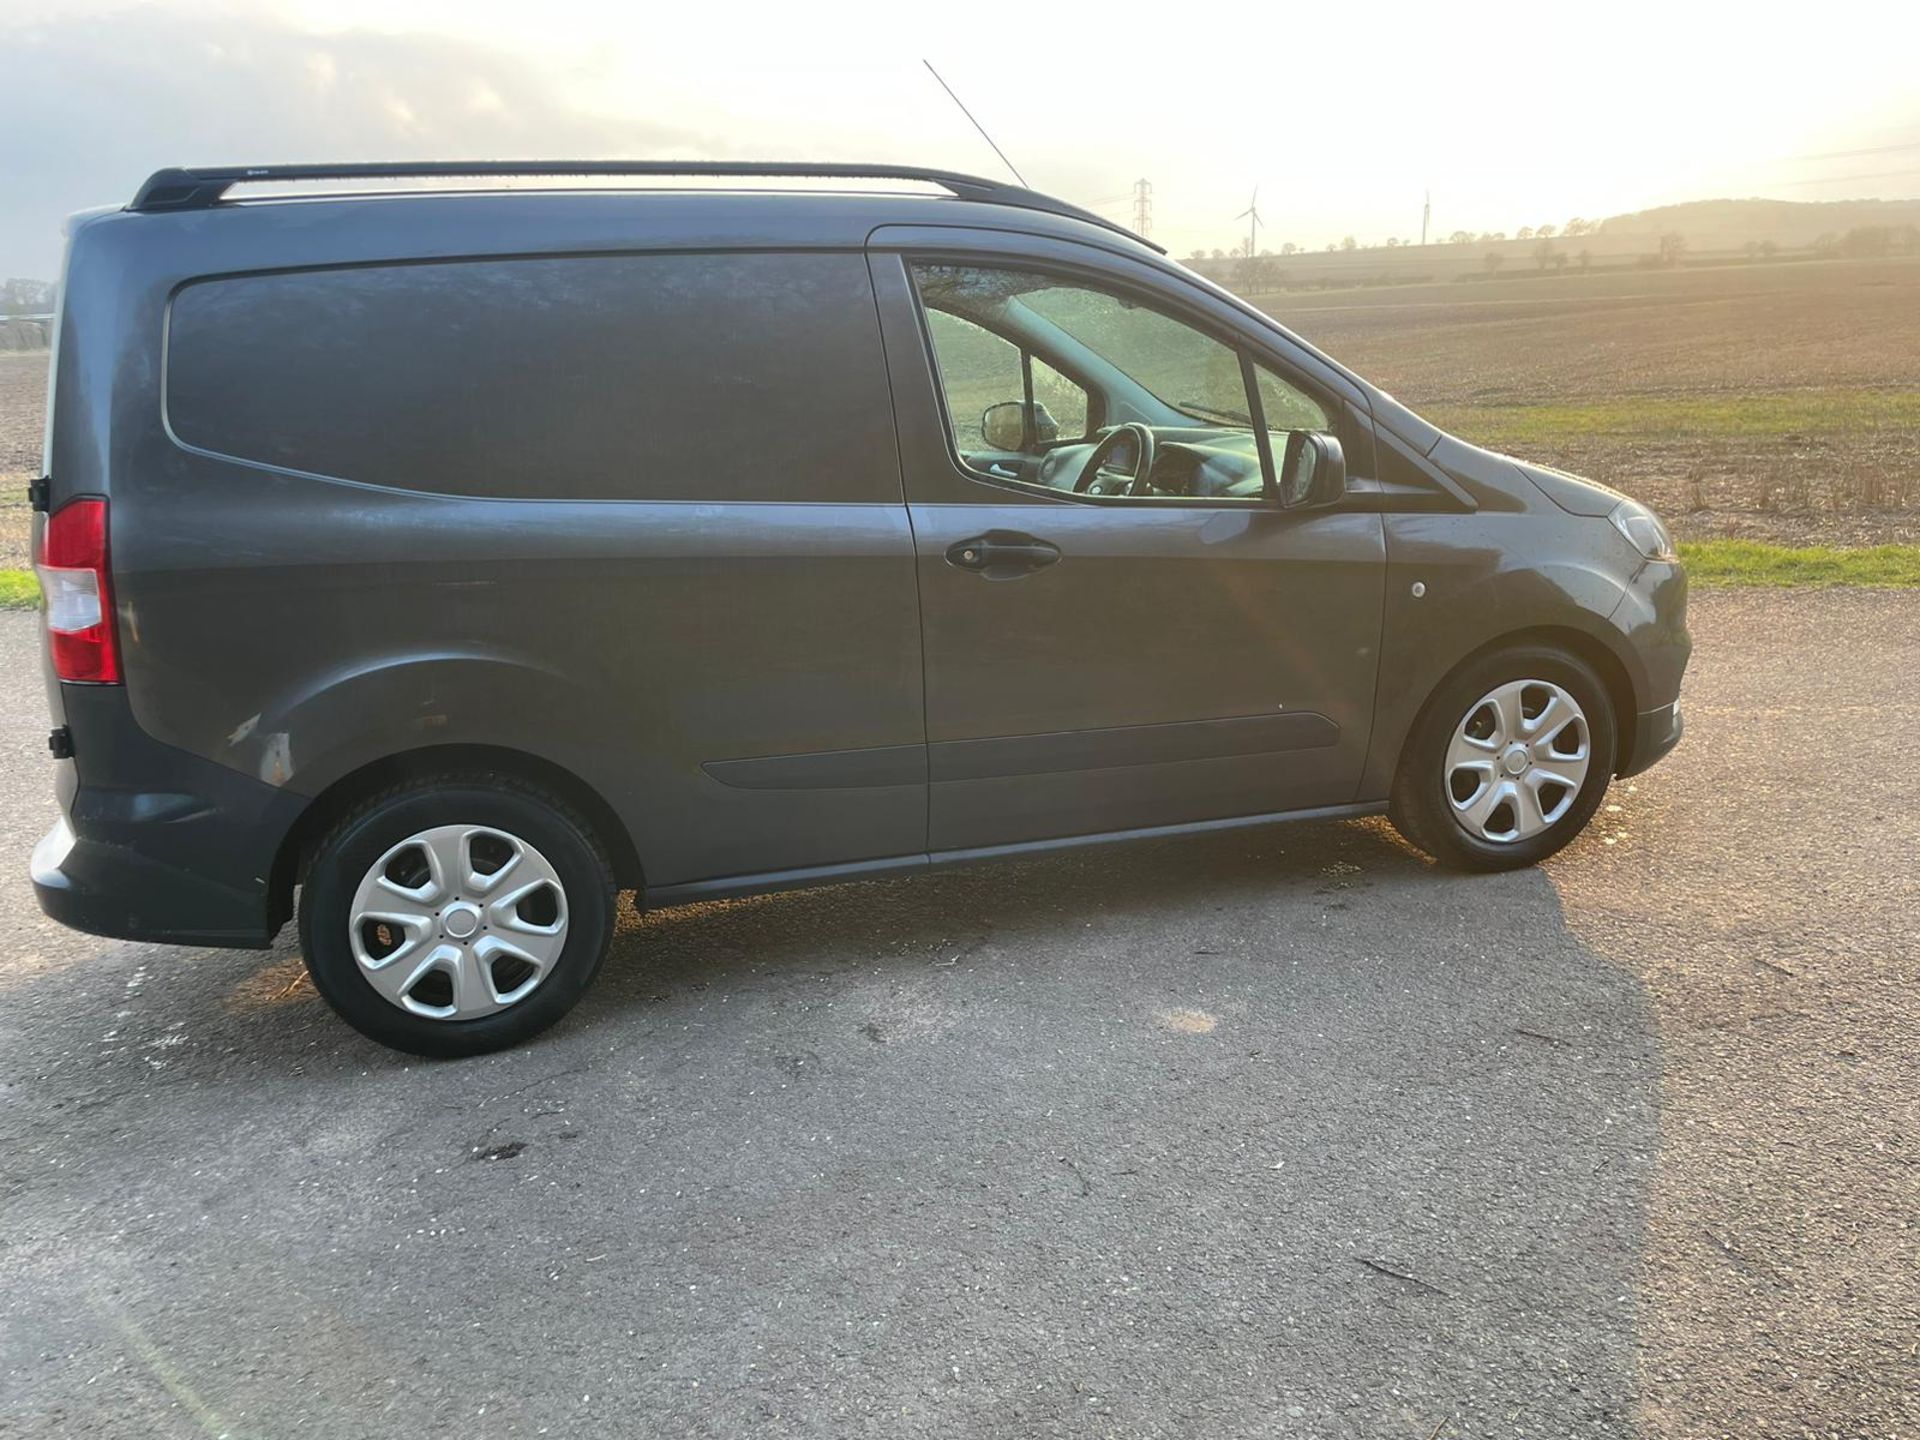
top-left (4, 0), bottom-right (1918, 277)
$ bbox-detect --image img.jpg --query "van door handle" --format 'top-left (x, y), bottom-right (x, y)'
top-left (945, 532), bottom-right (1061, 578)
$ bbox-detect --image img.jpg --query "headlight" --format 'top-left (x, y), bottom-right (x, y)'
top-left (1610, 499), bottom-right (1677, 562)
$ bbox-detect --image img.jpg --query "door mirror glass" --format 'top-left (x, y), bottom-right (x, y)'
top-left (1278, 432), bottom-right (1347, 509)
top-left (981, 400), bottom-right (1059, 452)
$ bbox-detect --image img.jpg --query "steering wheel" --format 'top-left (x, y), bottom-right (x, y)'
top-left (1072, 423), bottom-right (1157, 497)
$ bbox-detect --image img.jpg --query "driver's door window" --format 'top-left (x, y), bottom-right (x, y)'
top-left (923, 310), bottom-right (1023, 451)
top-left (1256, 364), bottom-right (1329, 435)
top-left (911, 261), bottom-right (1329, 503)
top-left (922, 307), bottom-right (1091, 459)
top-left (1032, 356), bottom-right (1089, 441)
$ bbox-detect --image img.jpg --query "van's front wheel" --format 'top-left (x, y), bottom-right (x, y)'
top-left (1389, 645), bottom-right (1617, 871)
top-left (298, 777), bottom-right (616, 1056)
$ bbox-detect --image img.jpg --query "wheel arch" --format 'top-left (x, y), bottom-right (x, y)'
top-left (269, 743), bottom-right (644, 932)
top-left (1397, 623), bottom-right (1641, 780)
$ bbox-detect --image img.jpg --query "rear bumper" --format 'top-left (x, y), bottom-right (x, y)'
top-left (31, 682), bottom-right (306, 950)
top-left (1620, 698), bottom-right (1684, 779)
top-left (32, 816), bottom-right (279, 948)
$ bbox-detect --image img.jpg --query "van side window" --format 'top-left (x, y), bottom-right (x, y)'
top-left (1033, 357), bottom-right (1090, 441)
top-left (165, 253), bottom-right (900, 504)
top-left (923, 309), bottom-right (1092, 453)
top-left (909, 262), bottom-right (1329, 504)
top-left (1255, 364), bottom-right (1329, 435)
top-left (924, 311), bottom-right (1023, 451)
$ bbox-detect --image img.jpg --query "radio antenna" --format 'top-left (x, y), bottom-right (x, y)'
top-left (922, 60), bottom-right (1029, 188)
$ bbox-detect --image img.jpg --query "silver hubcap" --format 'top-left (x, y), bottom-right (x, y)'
top-left (1444, 679), bottom-right (1591, 844)
top-left (348, 824), bottom-right (569, 1020)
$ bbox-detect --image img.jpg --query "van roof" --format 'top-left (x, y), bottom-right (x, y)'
top-left (129, 161), bottom-right (1166, 255)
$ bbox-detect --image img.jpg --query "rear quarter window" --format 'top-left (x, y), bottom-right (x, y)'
top-left (165, 252), bottom-right (899, 503)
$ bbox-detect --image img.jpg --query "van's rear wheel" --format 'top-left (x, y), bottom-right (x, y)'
top-left (299, 777), bottom-right (616, 1056)
top-left (1389, 644), bottom-right (1617, 871)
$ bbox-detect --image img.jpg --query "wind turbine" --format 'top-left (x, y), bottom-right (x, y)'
top-left (1236, 186), bottom-right (1263, 258)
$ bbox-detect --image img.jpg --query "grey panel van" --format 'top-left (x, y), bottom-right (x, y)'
top-left (29, 162), bottom-right (1689, 1055)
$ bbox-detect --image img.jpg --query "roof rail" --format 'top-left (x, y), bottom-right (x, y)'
top-left (129, 161), bottom-right (1165, 252)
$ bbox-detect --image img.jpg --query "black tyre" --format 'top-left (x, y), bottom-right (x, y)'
top-left (1388, 644), bottom-right (1617, 872)
top-left (298, 775), bottom-right (616, 1057)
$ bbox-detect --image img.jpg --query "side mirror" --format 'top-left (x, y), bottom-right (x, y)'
top-left (980, 400), bottom-right (1060, 452)
top-left (1276, 431), bottom-right (1346, 509)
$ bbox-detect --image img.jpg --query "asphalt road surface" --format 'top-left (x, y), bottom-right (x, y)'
top-left (1, 592), bottom-right (1914, 1439)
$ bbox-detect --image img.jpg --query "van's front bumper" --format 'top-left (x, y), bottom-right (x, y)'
top-left (31, 682), bottom-right (305, 950)
top-left (1611, 558), bottom-right (1691, 778)
top-left (1621, 698), bottom-right (1684, 778)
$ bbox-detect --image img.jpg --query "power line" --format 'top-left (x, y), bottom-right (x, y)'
top-left (921, 61), bottom-right (1028, 187)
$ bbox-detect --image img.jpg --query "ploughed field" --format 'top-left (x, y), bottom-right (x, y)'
top-left (1255, 255), bottom-right (1920, 545)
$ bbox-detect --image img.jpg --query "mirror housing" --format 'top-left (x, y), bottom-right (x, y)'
top-left (1275, 431), bottom-right (1347, 509)
top-left (980, 400), bottom-right (1059, 453)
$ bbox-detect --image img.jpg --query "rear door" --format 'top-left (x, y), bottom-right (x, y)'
top-left (867, 232), bottom-right (1386, 852)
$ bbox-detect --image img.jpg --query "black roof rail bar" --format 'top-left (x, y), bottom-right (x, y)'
top-left (129, 161), bottom-right (1165, 252)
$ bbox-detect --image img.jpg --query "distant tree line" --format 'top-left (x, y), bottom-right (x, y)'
top-left (1186, 218), bottom-right (1919, 295)
top-left (1446, 217), bottom-right (1595, 246)
top-left (1, 278), bottom-right (56, 316)
top-left (1190, 217), bottom-right (1920, 268)
top-left (1811, 225), bottom-right (1920, 258)
top-left (1188, 215), bottom-right (1605, 263)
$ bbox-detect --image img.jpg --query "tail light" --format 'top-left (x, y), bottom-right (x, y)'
top-left (35, 497), bottom-right (121, 684)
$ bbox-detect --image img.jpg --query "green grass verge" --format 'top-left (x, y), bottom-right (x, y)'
top-left (0, 568), bottom-right (37, 609)
top-left (1425, 388), bottom-right (1920, 447)
top-left (1680, 540), bottom-right (1920, 587)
